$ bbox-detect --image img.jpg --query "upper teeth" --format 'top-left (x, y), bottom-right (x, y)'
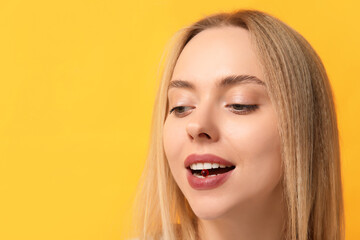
top-left (190, 163), bottom-right (228, 170)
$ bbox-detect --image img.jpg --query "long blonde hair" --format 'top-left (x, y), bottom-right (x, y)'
top-left (130, 9), bottom-right (344, 240)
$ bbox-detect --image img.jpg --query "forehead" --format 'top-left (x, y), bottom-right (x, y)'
top-left (171, 26), bottom-right (264, 88)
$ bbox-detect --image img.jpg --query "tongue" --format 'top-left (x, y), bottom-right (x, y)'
top-left (192, 166), bottom-right (235, 175)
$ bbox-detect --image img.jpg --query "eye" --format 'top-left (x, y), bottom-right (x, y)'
top-left (227, 104), bottom-right (258, 115)
top-left (169, 106), bottom-right (193, 117)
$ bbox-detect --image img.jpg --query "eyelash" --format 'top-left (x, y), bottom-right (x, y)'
top-left (169, 104), bottom-right (259, 117)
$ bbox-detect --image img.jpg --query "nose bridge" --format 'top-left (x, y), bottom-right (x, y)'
top-left (186, 95), bottom-right (219, 142)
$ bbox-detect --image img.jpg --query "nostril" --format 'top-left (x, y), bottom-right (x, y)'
top-left (199, 133), bottom-right (211, 139)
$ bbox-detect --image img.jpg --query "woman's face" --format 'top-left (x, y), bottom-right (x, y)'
top-left (163, 26), bottom-right (283, 220)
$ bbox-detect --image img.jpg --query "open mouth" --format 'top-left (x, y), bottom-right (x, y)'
top-left (187, 166), bottom-right (236, 178)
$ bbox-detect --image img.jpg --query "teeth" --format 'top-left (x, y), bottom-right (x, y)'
top-left (212, 163), bottom-right (219, 168)
top-left (203, 163), bottom-right (212, 169)
top-left (195, 163), bottom-right (203, 170)
top-left (190, 162), bottom-right (231, 170)
top-left (193, 172), bottom-right (218, 178)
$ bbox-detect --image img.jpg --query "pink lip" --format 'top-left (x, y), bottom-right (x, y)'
top-left (184, 153), bottom-right (235, 168)
top-left (186, 169), bottom-right (235, 190)
top-left (184, 153), bottom-right (236, 190)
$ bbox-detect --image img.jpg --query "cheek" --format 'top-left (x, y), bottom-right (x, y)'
top-left (224, 111), bottom-right (282, 191)
top-left (244, 119), bottom-right (280, 160)
top-left (163, 119), bottom-right (185, 176)
top-left (225, 112), bottom-right (280, 156)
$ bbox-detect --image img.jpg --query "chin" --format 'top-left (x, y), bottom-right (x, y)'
top-left (192, 207), bottom-right (229, 220)
top-left (188, 197), bottom-right (233, 220)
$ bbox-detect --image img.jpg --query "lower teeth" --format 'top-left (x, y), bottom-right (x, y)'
top-left (193, 173), bottom-right (218, 178)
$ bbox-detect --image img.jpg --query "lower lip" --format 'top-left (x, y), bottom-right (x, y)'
top-left (186, 168), bottom-right (235, 190)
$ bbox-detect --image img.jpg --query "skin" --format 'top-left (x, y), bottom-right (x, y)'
top-left (163, 26), bottom-right (285, 240)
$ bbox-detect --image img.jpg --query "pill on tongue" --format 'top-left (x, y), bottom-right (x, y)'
top-left (201, 169), bottom-right (209, 177)
top-left (192, 166), bottom-right (235, 176)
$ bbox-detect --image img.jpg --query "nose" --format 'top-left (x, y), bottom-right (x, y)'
top-left (186, 105), bottom-right (220, 143)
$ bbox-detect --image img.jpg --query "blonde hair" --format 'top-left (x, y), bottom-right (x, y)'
top-left (130, 9), bottom-right (344, 240)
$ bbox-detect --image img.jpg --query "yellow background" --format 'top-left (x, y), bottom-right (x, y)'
top-left (0, 0), bottom-right (358, 239)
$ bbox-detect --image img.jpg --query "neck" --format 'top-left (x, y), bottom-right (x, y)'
top-left (197, 182), bottom-right (285, 240)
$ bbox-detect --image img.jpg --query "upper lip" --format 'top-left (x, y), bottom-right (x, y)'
top-left (184, 153), bottom-right (235, 168)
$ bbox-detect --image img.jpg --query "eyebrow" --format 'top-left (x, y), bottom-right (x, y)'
top-left (168, 74), bottom-right (266, 91)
